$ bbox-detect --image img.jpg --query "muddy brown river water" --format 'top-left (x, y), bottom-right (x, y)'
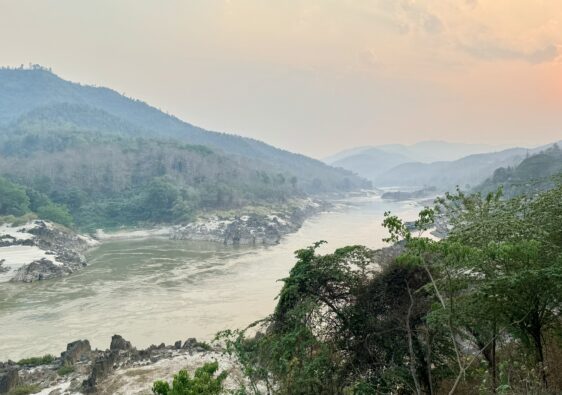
top-left (0, 196), bottom-right (421, 360)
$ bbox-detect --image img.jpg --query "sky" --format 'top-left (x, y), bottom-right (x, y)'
top-left (1, 0), bottom-right (561, 158)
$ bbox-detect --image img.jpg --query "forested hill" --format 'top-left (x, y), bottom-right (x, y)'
top-left (0, 67), bottom-right (364, 181)
top-left (0, 67), bottom-right (369, 230)
top-left (476, 143), bottom-right (562, 197)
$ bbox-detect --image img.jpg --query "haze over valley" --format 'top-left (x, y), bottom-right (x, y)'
top-left (1, 2), bottom-right (562, 394)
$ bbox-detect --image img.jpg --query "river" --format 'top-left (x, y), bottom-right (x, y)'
top-left (0, 196), bottom-right (421, 360)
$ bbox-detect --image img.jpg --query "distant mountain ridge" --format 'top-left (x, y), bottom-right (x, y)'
top-left (0, 67), bottom-right (367, 191)
top-left (326, 140), bottom-right (509, 183)
top-left (476, 144), bottom-right (562, 197)
top-left (326, 141), bottom-right (505, 165)
top-left (373, 148), bottom-right (528, 189)
top-left (0, 67), bottom-right (369, 229)
top-left (327, 138), bottom-right (561, 189)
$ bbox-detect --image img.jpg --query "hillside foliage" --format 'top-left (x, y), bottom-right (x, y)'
top-left (477, 144), bottom-right (562, 197)
top-left (0, 68), bottom-right (369, 230)
top-left (212, 181), bottom-right (562, 394)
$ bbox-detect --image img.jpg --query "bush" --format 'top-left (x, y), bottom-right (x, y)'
top-left (8, 385), bottom-right (41, 395)
top-left (57, 363), bottom-right (75, 376)
top-left (36, 203), bottom-right (73, 227)
top-left (0, 177), bottom-right (30, 216)
top-left (152, 361), bottom-right (227, 395)
top-left (17, 354), bottom-right (54, 367)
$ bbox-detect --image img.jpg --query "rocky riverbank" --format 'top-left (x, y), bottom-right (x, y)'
top-left (170, 198), bottom-right (329, 245)
top-left (97, 198), bottom-right (331, 246)
top-left (0, 335), bottom-right (238, 395)
top-left (0, 220), bottom-right (97, 283)
top-left (0, 198), bottom-right (329, 283)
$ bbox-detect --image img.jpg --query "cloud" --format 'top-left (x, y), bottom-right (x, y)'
top-left (460, 42), bottom-right (560, 64)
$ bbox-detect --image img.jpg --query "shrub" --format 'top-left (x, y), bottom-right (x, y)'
top-left (36, 203), bottom-right (73, 227)
top-left (8, 384), bottom-right (41, 395)
top-left (16, 354), bottom-right (54, 367)
top-left (57, 363), bottom-right (75, 376)
top-left (152, 361), bottom-right (227, 395)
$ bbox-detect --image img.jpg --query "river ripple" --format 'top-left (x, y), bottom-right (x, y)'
top-left (0, 197), bottom-right (421, 360)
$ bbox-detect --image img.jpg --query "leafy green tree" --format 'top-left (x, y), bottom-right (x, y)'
top-left (143, 178), bottom-right (179, 222)
top-left (26, 188), bottom-right (51, 212)
top-left (37, 203), bottom-right (73, 227)
top-left (221, 181), bottom-right (562, 395)
top-left (152, 362), bottom-right (227, 395)
top-left (219, 243), bottom-right (455, 394)
top-left (0, 177), bottom-right (30, 216)
top-left (385, 184), bottom-right (562, 392)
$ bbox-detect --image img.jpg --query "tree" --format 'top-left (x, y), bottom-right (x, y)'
top-left (384, 184), bottom-right (562, 392)
top-left (0, 177), bottom-right (30, 216)
top-left (142, 178), bottom-right (179, 222)
top-left (37, 203), bottom-right (73, 227)
top-left (152, 362), bottom-right (227, 395)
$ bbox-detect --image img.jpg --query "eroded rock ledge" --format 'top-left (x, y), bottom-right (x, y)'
top-left (0, 335), bottom-right (231, 395)
top-left (0, 220), bottom-right (97, 283)
top-left (170, 198), bottom-right (329, 245)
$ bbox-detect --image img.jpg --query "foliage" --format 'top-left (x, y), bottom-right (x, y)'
top-left (16, 354), bottom-right (55, 367)
top-left (57, 362), bottom-right (75, 376)
top-left (0, 67), bottom-right (369, 232)
top-left (7, 385), bottom-right (41, 395)
top-left (36, 203), bottom-right (73, 227)
top-left (218, 180), bottom-right (562, 395)
top-left (0, 177), bottom-right (30, 216)
top-left (477, 144), bottom-right (562, 197)
top-left (0, 212), bottom-right (38, 226)
top-left (152, 362), bottom-right (227, 395)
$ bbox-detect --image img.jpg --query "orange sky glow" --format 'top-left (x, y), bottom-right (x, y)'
top-left (1, 0), bottom-right (561, 157)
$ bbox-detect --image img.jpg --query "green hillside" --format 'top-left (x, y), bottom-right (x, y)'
top-left (0, 67), bottom-right (362, 179)
top-left (477, 144), bottom-right (562, 197)
top-left (0, 67), bottom-right (369, 230)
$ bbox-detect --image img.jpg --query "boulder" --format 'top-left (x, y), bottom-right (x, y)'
top-left (61, 340), bottom-right (91, 364)
top-left (10, 258), bottom-right (69, 282)
top-left (82, 350), bottom-right (118, 393)
top-left (0, 367), bottom-right (19, 393)
top-left (182, 338), bottom-right (198, 349)
top-left (174, 340), bottom-right (182, 349)
top-left (110, 335), bottom-right (132, 351)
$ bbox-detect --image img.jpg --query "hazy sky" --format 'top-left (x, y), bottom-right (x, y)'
top-left (1, 0), bottom-right (561, 158)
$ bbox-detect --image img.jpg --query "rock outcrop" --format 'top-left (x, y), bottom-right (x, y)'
top-left (0, 334), bottom-right (221, 394)
top-left (110, 335), bottom-right (133, 351)
top-left (11, 258), bottom-right (70, 282)
top-left (82, 350), bottom-right (119, 393)
top-left (171, 199), bottom-right (328, 245)
top-left (0, 220), bottom-right (96, 283)
top-left (61, 339), bottom-right (91, 364)
top-left (0, 365), bottom-right (19, 394)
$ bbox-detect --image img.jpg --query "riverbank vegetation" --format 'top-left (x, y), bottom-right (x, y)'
top-left (0, 68), bottom-right (369, 232)
top-left (186, 180), bottom-right (562, 394)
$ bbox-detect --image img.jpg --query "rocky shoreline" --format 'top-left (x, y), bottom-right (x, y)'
top-left (170, 198), bottom-right (329, 245)
top-left (0, 220), bottom-right (97, 283)
top-left (97, 198), bottom-right (331, 246)
top-left (0, 335), bottom-right (237, 395)
top-left (0, 198), bottom-right (330, 284)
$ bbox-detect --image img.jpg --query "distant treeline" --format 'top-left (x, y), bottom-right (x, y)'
top-left (0, 68), bottom-right (369, 230)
